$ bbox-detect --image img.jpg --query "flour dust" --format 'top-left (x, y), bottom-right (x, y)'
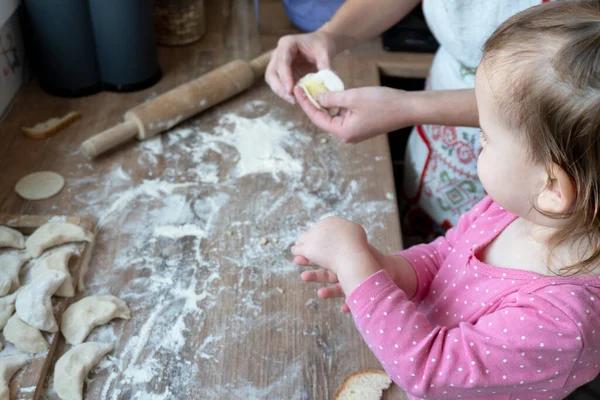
top-left (41, 98), bottom-right (397, 399)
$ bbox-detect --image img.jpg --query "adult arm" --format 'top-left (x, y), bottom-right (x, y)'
top-left (265, 0), bottom-right (421, 103)
top-left (294, 87), bottom-right (479, 143)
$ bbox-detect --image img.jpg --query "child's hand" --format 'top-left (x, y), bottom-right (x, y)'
top-left (293, 217), bottom-right (384, 296)
top-left (291, 216), bottom-right (369, 274)
top-left (300, 245), bottom-right (417, 312)
top-left (300, 268), bottom-right (351, 312)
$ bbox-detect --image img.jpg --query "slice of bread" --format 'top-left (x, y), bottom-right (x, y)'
top-left (334, 370), bottom-right (392, 400)
top-left (22, 111), bottom-right (81, 140)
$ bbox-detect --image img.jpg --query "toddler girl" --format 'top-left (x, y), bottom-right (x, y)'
top-left (292, 1), bottom-right (600, 398)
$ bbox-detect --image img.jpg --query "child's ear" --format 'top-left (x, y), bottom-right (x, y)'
top-left (537, 164), bottom-right (576, 214)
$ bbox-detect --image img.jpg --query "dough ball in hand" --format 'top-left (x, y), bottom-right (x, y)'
top-left (297, 69), bottom-right (345, 116)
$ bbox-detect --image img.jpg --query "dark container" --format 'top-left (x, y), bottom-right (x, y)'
top-left (24, 0), bottom-right (102, 97)
top-left (23, 0), bottom-right (161, 97)
top-left (89, 0), bottom-right (161, 92)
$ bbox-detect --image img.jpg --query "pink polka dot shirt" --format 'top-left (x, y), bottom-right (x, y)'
top-left (347, 197), bottom-right (600, 399)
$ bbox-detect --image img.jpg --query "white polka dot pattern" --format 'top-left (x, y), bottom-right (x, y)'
top-left (345, 197), bottom-right (600, 400)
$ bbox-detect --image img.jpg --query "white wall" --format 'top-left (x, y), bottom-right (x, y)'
top-left (0, 0), bottom-right (25, 118)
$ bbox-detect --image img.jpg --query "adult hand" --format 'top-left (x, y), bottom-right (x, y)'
top-left (294, 86), bottom-right (416, 143)
top-left (265, 31), bottom-right (338, 105)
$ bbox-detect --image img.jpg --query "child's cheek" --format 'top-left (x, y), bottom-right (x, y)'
top-left (476, 153), bottom-right (492, 193)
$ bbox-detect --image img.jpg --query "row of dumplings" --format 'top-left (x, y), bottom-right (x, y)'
top-left (0, 223), bottom-right (131, 400)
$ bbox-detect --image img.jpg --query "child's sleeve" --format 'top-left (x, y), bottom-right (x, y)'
top-left (395, 197), bottom-right (493, 302)
top-left (346, 271), bottom-right (584, 398)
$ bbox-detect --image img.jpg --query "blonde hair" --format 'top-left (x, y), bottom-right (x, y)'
top-left (483, 0), bottom-right (600, 275)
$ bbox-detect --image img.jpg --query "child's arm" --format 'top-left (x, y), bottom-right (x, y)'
top-left (299, 197), bottom-right (495, 309)
top-left (300, 245), bottom-right (417, 312)
top-left (344, 271), bottom-right (586, 398)
top-left (293, 196), bottom-right (589, 397)
top-left (388, 197), bottom-right (495, 302)
top-left (368, 245), bottom-right (418, 298)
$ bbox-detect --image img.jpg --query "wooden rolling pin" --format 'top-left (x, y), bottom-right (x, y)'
top-left (80, 50), bottom-right (273, 158)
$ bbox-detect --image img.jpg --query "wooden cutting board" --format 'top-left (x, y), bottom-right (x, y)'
top-left (0, 214), bottom-right (96, 400)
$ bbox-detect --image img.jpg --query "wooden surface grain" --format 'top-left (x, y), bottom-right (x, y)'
top-left (0, 0), bottom-right (411, 398)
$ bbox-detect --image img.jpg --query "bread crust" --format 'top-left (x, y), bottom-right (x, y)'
top-left (22, 111), bottom-right (81, 140)
top-left (333, 370), bottom-right (391, 400)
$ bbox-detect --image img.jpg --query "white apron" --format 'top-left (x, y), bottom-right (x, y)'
top-left (402, 0), bottom-right (551, 228)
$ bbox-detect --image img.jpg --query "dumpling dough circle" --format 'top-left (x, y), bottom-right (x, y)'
top-left (297, 69), bottom-right (345, 116)
top-left (15, 171), bottom-right (65, 200)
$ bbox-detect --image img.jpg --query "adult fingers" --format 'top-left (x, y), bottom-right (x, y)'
top-left (314, 50), bottom-right (332, 71)
top-left (317, 90), bottom-right (354, 109)
top-left (294, 86), bottom-right (340, 133)
top-left (265, 61), bottom-right (290, 103)
top-left (275, 37), bottom-right (298, 98)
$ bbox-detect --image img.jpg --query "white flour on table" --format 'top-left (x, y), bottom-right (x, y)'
top-left (45, 99), bottom-right (397, 399)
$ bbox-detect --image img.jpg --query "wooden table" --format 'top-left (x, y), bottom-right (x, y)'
top-left (0, 1), bottom-right (432, 398)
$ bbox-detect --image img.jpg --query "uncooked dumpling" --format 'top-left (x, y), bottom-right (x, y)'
top-left (0, 251), bottom-right (32, 295)
top-left (3, 314), bottom-right (49, 354)
top-left (15, 269), bottom-right (67, 332)
top-left (0, 273), bottom-right (10, 297)
top-left (0, 354), bottom-right (30, 400)
top-left (54, 342), bottom-right (113, 400)
top-left (62, 295), bottom-right (131, 345)
top-left (297, 69), bottom-right (345, 116)
top-left (25, 222), bottom-right (93, 258)
top-left (32, 247), bottom-right (76, 297)
top-left (0, 291), bottom-right (19, 330)
top-left (0, 226), bottom-right (25, 249)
